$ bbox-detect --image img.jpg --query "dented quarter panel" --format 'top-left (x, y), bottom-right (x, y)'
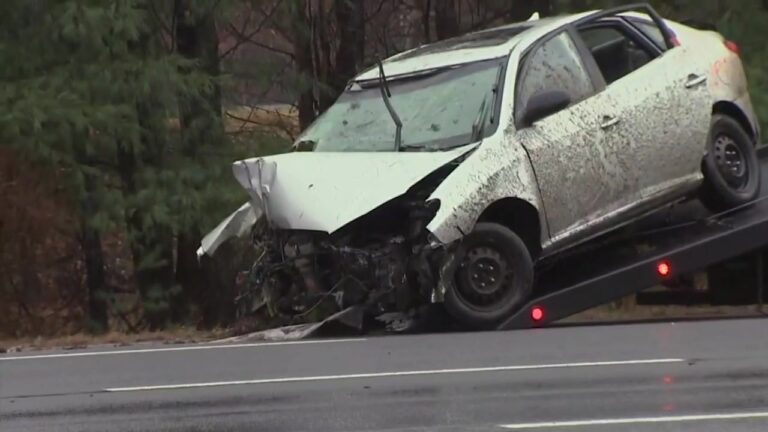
top-left (232, 146), bottom-right (478, 234)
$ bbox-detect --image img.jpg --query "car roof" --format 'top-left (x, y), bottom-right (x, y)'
top-left (355, 12), bottom-right (593, 81)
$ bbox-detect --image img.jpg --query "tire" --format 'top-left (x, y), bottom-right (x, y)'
top-left (443, 222), bottom-right (533, 329)
top-left (700, 114), bottom-right (761, 213)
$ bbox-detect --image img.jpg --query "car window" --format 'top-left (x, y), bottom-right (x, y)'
top-left (624, 16), bottom-right (669, 50)
top-left (516, 32), bottom-right (595, 123)
top-left (634, 21), bottom-right (666, 48)
top-left (578, 25), bottom-right (655, 85)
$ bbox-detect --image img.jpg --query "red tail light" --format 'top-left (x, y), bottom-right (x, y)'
top-left (656, 261), bottom-right (671, 278)
top-left (725, 40), bottom-right (740, 55)
top-left (531, 306), bottom-right (545, 322)
top-left (670, 37), bottom-right (681, 47)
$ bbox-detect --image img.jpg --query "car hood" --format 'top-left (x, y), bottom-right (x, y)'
top-left (232, 145), bottom-right (478, 235)
top-left (198, 145), bottom-right (477, 257)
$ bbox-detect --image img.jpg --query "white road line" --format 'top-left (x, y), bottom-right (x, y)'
top-left (104, 358), bottom-right (683, 392)
top-left (0, 338), bottom-right (366, 361)
top-left (499, 412), bottom-right (768, 429)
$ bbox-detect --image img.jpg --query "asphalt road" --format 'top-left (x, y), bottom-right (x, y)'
top-left (2, 318), bottom-right (768, 432)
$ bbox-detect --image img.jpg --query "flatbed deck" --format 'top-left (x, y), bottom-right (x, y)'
top-left (498, 147), bottom-right (768, 330)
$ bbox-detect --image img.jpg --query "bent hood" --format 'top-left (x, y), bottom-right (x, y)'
top-left (233, 145), bottom-right (477, 234)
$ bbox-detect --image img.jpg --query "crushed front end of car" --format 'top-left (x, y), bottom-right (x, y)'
top-left (199, 148), bottom-right (475, 331)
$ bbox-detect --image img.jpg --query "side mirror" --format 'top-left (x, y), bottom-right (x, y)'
top-left (522, 89), bottom-right (572, 127)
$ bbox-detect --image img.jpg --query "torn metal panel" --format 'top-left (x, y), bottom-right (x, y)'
top-left (231, 146), bottom-right (477, 234)
top-left (233, 158), bottom-right (277, 225)
top-left (197, 202), bottom-right (261, 258)
top-left (218, 306), bottom-right (365, 342)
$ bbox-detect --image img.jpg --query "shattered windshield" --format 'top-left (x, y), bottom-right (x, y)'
top-left (298, 57), bottom-right (507, 152)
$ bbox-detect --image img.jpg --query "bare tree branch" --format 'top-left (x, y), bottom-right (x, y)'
top-left (220, 1), bottom-right (283, 59)
top-left (365, 0), bottom-right (390, 23)
top-left (225, 21), bottom-right (295, 59)
top-left (225, 109), bottom-right (297, 141)
top-left (220, 7), bottom-right (255, 59)
top-left (255, 1), bottom-right (294, 43)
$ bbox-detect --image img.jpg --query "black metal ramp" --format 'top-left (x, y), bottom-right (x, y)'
top-left (498, 147), bottom-right (768, 330)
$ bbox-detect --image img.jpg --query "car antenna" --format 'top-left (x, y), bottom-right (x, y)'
top-left (377, 59), bottom-right (403, 151)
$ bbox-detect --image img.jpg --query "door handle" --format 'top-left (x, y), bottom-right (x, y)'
top-left (685, 74), bottom-right (707, 89)
top-left (600, 116), bottom-right (620, 129)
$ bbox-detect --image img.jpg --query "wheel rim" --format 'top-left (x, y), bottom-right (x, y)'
top-left (713, 134), bottom-right (749, 189)
top-left (455, 245), bottom-right (515, 310)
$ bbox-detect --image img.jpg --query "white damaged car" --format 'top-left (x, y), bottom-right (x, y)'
top-left (200, 4), bottom-right (761, 329)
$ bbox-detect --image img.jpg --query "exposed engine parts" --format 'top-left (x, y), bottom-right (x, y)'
top-left (234, 195), bottom-right (447, 326)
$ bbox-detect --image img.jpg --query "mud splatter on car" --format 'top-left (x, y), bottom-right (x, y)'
top-left (199, 5), bottom-right (761, 331)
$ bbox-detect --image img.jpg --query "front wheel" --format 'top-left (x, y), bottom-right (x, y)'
top-left (443, 223), bottom-right (533, 330)
top-left (700, 115), bottom-right (761, 213)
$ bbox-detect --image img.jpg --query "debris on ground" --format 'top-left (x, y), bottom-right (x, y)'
top-left (219, 306), bottom-right (366, 342)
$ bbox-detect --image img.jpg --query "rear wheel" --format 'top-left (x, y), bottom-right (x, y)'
top-left (443, 223), bottom-right (533, 329)
top-left (700, 115), bottom-right (760, 212)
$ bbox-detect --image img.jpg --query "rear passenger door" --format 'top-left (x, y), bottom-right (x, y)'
top-left (575, 17), bottom-right (711, 203)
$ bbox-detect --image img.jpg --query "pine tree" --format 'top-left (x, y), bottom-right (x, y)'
top-left (0, 0), bottom-right (240, 330)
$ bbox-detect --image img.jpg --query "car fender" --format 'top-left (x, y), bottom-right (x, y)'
top-left (426, 135), bottom-right (546, 245)
top-left (708, 56), bottom-right (760, 135)
top-left (687, 28), bottom-right (761, 139)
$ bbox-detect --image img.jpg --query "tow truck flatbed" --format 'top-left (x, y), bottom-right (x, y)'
top-left (498, 147), bottom-right (768, 330)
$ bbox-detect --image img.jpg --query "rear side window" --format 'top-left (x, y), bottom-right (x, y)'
top-left (516, 32), bottom-right (595, 122)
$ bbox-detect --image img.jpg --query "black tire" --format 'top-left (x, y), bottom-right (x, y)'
top-left (443, 222), bottom-right (533, 329)
top-left (700, 114), bottom-right (761, 213)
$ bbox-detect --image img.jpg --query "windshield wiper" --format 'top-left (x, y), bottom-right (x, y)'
top-left (471, 64), bottom-right (504, 142)
top-left (471, 95), bottom-right (490, 143)
top-left (377, 60), bottom-right (403, 152)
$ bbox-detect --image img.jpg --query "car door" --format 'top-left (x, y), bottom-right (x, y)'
top-left (576, 18), bottom-right (711, 205)
top-left (514, 30), bottom-right (636, 243)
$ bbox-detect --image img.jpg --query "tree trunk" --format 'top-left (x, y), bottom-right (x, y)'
top-left (174, 0), bottom-right (222, 141)
top-left (333, 0), bottom-right (365, 95)
top-left (433, 0), bottom-right (460, 40)
top-left (80, 176), bottom-right (109, 333)
top-left (292, 1), bottom-right (316, 130)
top-left (314, 4), bottom-right (336, 113)
top-left (422, 0), bottom-right (432, 43)
top-left (174, 0), bottom-right (232, 327)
